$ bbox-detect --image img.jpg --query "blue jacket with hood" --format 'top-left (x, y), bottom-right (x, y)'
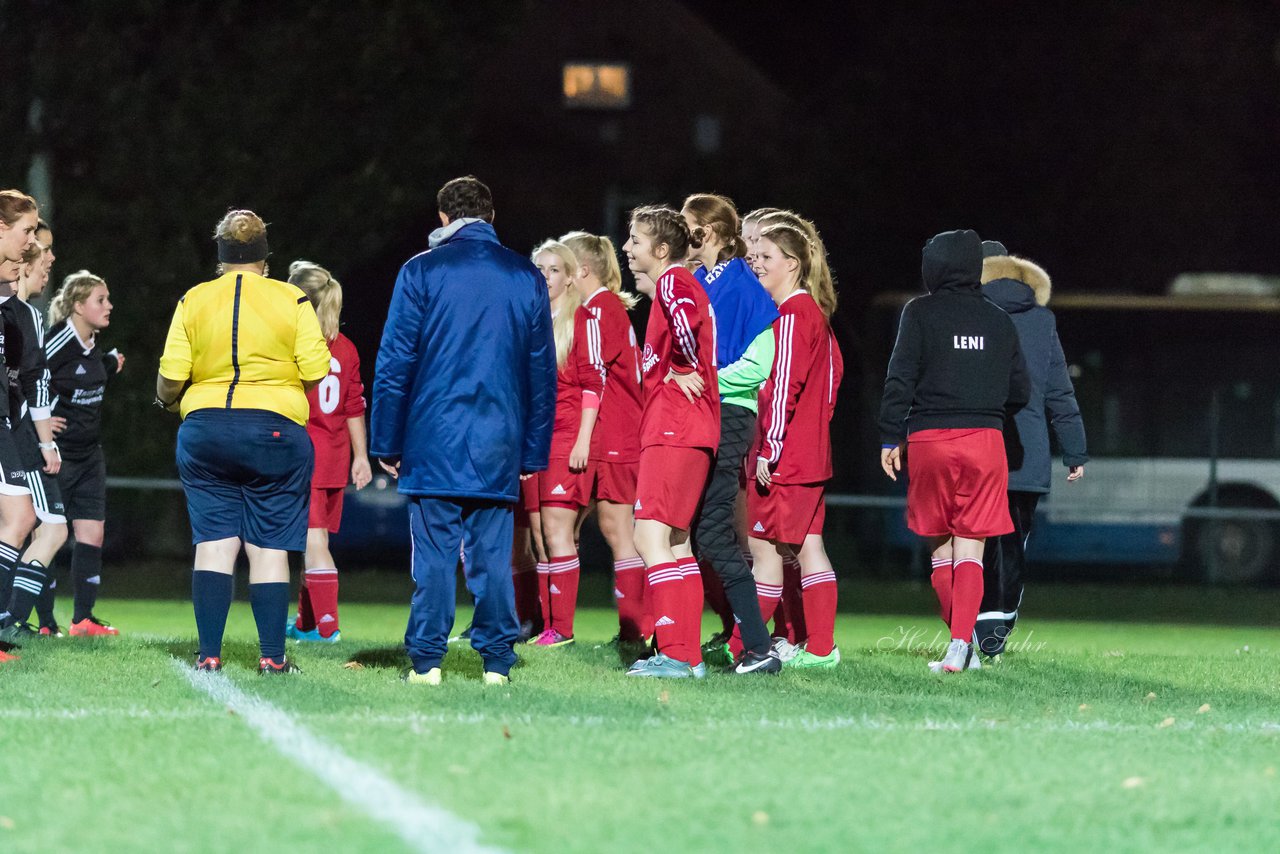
top-left (370, 220), bottom-right (557, 500)
top-left (981, 255), bottom-right (1088, 493)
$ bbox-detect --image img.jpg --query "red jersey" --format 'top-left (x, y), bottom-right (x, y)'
top-left (306, 333), bottom-right (367, 488)
top-left (583, 287), bottom-right (643, 464)
top-left (755, 291), bottom-right (843, 484)
top-left (549, 304), bottom-right (607, 458)
top-left (639, 266), bottom-right (720, 450)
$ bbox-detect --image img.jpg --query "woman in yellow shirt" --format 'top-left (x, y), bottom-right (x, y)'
top-left (157, 210), bottom-right (330, 674)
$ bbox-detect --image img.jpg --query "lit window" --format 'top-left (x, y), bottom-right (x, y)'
top-left (563, 63), bottom-right (631, 109)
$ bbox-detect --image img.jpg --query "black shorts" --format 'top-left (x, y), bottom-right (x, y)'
top-left (0, 422), bottom-right (30, 497)
top-left (57, 447), bottom-right (106, 522)
top-left (176, 409), bottom-right (313, 550)
top-left (26, 469), bottom-right (66, 524)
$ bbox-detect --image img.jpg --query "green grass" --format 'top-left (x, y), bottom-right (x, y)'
top-left (3, 587), bottom-right (1280, 853)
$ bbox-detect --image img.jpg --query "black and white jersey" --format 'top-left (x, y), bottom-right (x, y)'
top-left (46, 320), bottom-right (117, 457)
top-left (0, 296), bottom-right (20, 426)
top-left (0, 296), bottom-right (53, 423)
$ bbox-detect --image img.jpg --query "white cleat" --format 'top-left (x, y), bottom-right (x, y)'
top-left (771, 636), bottom-right (800, 663)
top-left (941, 639), bottom-right (973, 673)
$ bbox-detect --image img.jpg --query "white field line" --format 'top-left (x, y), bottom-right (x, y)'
top-left (8, 702), bottom-right (1280, 736)
top-left (171, 660), bottom-right (505, 854)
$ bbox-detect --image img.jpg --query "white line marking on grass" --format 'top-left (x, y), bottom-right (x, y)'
top-left (171, 661), bottom-right (505, 854)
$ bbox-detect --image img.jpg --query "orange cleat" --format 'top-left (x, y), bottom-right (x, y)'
top-left (0, 648), bottom-right (19, 663)
top-left (69, 616), bottom-right (120, 637)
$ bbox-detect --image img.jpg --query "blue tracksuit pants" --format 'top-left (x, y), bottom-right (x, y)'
top-left (404, 497), bottom-right (518, 675)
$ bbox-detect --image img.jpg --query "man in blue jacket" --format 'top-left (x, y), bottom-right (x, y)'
top-left (977, 241), bottom-right (1088, 659)
top-left (371, 176), bottom-right (556, 685)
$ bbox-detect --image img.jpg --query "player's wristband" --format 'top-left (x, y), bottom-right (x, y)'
top-left (38, 441), bottom-right (57, 450)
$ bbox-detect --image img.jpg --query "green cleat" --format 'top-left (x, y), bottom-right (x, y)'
top-left (785, 645), bottom-right (841, 669)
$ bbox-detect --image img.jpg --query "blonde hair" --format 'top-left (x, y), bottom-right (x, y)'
top-left (758, 211), bottom-right (837, 316)
top-left (682, 194), bottom-right (747, 262)
top-left (213, 209), bottom-right (267, 243)
top-left (532, 240), bottom-right (582, 368)
top-left (48, 270), bottom-right (107, 327)
top-left (288, 260), bottom-right (342, 341)
top-left (559, 230), bottom-right (638, 310)
top-left (759, 222), bottom-right (838, 318)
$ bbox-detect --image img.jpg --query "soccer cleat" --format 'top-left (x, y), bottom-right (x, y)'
top-left (732, 648), bottom-right (783, 675)
top-left (0, 621), bottom-right (38, 646)
top-left (195, 655), bottom-right (223, 672)
top-left (785, 645), bottom-right (841, 669)
top-left (702, 642), bottom-right (735, 669)
top-left (700, 629), bottom-right (732, 657)
top-left (516, 620), bottom-right (539, 643)
top-left (39, 622), bottom-right (64, 638)
top-left (941, 639), bottom-right (973, 673)
top-left (69, 616), bottom-right (119, 637)
top-left (403, 666), bottom-right (442, 686)
top-left (258, 657), bottom-right (301, 675)
top-left (529, 628), bottom-right (574, 648)
top-left (287, 625), bottom-right (341, 644)
top-left (771, 636), bottom-right (800, 663)
top-left (691, 662), bottom-right (707, 679)
top-left (0, 648), bottom-right (19, 663)
top-left (482, 671), bottom-right (510, 686)
top-left (625, 652), bottom-right (694, 678)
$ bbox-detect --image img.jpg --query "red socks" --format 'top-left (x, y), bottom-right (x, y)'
top-left (700, 560), bottom-right (735, 634)
top-left (730, 580), bottom-right (782, 657)
top-left (799, 571), bottom-right (837, 656)
top-left (547, 555), bottom-right (580, 638)
top-left (512, 554), bottom-right (539, 627)
top-left (646, 561), bottom-right (691, 662)
top-left (677, 557), bottom-right (704, 666)
top-left (930, 556), bottom-right (953, 626)
top-left (613, 557), bottom-right (647, 642)
top-left (536, 561), bottom-right (551, 631)
top-left (295, 576), bottom-right (316, 632)
top-left (303, 569), bottom-right (339, 638)
top-left (781, 556), bottom-right (807, 644)
top-left (950, 558), bottom-right (984, 642)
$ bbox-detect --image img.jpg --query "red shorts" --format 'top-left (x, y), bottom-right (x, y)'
top-left (538, 457), bottom-right (594, 509)
top-left (591, 459), bottom-right (638, 505)
top-left (906, 428), bottom-right (1012, 538)
top-left (747, 481), bottom-right (826, 544)
top-left (517, 476), bottom-right (540, 519)
top-left (308, 486), bottom-right (345, 534)
top-left (634, 445), bottom-right (712, 530)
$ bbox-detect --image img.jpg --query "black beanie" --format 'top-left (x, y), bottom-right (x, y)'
top-left (981, 240), bottom-right (1008, 258)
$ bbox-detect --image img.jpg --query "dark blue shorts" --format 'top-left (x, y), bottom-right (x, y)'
top-left (176, 408), bottom-right (314, 550)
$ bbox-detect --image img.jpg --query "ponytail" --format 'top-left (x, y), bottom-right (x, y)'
top-left (288, 260), bottom-right (343, 341)
top-left (758, 211), bottom-right (838, 316)
top-left (682, 193), bottom-right (746, 263)
top-left (560, 230), bottom-right (639, 310)
top-left (629, 205), bottom-right (702, 263)
top-left (48, 270), bottom-right (106, 328)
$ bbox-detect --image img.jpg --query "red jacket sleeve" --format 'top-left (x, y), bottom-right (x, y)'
top-left (342, 338), bottom-right (367, 418)
top-left (657, 271), bottom-right (703, 373)
top-left (577, 307), bottom-right (606, 406)
top-left (760, 312), bottom-right (814, 465)
top-left (828, 331), bottom-right (844, 422)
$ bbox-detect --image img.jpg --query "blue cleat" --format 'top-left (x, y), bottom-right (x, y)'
top-left (286, 622), bottom-right (341, 644)
top-left (626, 652), bottom-right (694, 679)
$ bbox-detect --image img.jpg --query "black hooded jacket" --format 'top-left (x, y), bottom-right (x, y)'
top-left (878, 229), bottom-right (1030, 444)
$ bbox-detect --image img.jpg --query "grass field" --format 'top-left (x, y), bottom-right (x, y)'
top-left (3, 582), bottom-right (1280, 853)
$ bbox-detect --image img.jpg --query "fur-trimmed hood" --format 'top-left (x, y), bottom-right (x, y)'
top-left (981, 255), bottom-right (1051, 306)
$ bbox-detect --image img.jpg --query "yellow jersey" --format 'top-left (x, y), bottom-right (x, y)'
top-left (159, 271), bottom-right (331, 425)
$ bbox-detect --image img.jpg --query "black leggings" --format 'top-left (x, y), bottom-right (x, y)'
top-left (693, 404), bottom-right (770, 655)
